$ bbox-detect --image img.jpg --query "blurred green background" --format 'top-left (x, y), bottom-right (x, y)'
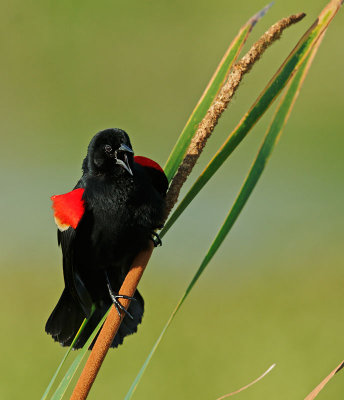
top-left (1, 0), bottom-right (343, 399)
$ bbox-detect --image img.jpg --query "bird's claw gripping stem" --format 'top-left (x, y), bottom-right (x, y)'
top-left (151, 231), bottom-right (162, 247)
top-left (110, 292), bottom-right (135, 320)
top-left (105, 272), bottom-right (136, 320)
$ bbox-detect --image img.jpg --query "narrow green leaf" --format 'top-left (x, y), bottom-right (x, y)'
top-left (162, 0), bottom-right (342, 236)
top-left (125, 17), bottom-right (334, 399)
top-left (163, 3), bottom-right (273, 182)
top-left (190, 53), bottom-right (313, 275)
top-left (50, 310), bottom-right (109, 400)
top-left (41, 318), bottom-right (89, 400)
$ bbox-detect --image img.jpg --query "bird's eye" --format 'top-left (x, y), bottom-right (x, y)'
top-left (104, 144), bottom-right (112, 153)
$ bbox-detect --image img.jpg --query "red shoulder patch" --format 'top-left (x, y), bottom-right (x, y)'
top-left (134, 156), bottom-right (164, 173)
top-left (51, 188), bottom-right (85, 231)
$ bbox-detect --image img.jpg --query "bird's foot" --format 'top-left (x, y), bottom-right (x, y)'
top-left (105, 271), bottom-right (136, 319)
top-left (109, 291), bottom-right (136, 320)
top-left (151, 231), bottom-right (162, 247)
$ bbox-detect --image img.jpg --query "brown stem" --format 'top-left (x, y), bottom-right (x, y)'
top-left (304, 360), bottom-right (344, 400)
top-left (70, 241), bottom-right (154, 400)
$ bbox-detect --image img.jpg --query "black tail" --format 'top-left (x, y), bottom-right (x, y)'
top-left (45, 289), bottom-right (85, 346)
top-left (46, 289), bottom-right (144, 349)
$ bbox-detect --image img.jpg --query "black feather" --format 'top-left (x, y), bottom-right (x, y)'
top-left (46, 128), bottom-right (167, 349)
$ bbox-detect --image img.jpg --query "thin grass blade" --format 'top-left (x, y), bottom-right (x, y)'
top-left (50, 310), bottom-right (110, 400)
top-left (41, 318), bottom-right (89, 400)
top-left (125, 25), bottom-right (331, 399)
top-left (162, 0), bottom-right (342, 236)
top-left (216, 364), bottom-right (276, 399)
top-left (163, 3), bottom-right (273, 182)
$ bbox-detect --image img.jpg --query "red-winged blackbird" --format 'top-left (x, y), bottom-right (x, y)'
top-left (45, 128), bottom-right (168, 348)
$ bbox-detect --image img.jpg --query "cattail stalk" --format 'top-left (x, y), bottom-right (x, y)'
top-left (70, 242), bottom-right (154, 400)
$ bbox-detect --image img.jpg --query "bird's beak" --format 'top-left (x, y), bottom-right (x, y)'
top-left (116, 155), bottom-right (133, 175)
top-left (115, 143), bottom-right (133, 175)
top-left (118, 143), bottom-right (134, 154)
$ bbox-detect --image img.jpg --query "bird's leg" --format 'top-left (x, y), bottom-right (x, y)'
top-left (105, 271), bottom-right (136, 320)
top-left (150, 231), bottom-right (162, 247)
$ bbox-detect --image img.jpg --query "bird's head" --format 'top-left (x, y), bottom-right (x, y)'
top-left (84, 128), bottom-right (134, 176)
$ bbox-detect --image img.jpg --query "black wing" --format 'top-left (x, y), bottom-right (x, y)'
top-left (57, 179), bottom-right (93, 318)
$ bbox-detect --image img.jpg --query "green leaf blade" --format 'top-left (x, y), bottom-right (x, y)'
top-left (41, 316), bottom-right (91, 400)
top-left (203, 56), bottom-right (313, 263)
top-left (50, 310), bottom-right (109, 400)
top-left (163, 3), bottom-right (273, 182)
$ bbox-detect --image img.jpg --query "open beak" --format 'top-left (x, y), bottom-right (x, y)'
top-left (115, 143), bottom-right (133, 175)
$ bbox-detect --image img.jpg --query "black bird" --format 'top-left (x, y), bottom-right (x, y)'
top-left (45, 128), bottom-right (168, 349)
